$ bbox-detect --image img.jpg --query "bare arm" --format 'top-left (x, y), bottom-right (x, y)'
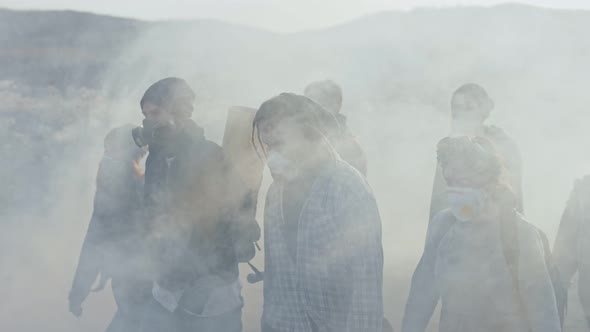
top-left (401, 211), bottom-right (452, 332)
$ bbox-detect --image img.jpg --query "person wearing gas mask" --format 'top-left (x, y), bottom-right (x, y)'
top-left (429, 83), bottom-right (523, 222)
top-left (253, 93), bottom-right (383, 332)
top-left (69, 124), bottom-right (151, 332)
top-left (133, 77), bottom-right (260, 332)
top-left (553, 174), bottom-right (590, 328)
top-left (402, 136), bottom-right (561, 332)
top-left (304, 80), bottom-right (368, 176)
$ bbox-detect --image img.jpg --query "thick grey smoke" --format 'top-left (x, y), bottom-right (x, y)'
top-left (2, 4), bottom-right (590, 332)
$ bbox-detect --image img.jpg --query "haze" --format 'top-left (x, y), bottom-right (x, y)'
top-left (1, 0), bottom-right (590, 32)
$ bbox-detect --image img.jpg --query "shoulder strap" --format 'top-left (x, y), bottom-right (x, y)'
top-left (500, 213), bottom-right (520, 282)
top-left (500, 212), bottom-right (533, 332)
top-left (428, 211), bottom-right (457, 251)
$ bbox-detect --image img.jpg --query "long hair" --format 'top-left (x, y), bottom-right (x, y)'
top-left (251, 93), bottom-right (340, 160)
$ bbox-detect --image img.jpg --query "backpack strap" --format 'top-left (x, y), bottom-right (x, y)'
top-left (500, 211), bottom-right (520, 286)
top-left (428, 210), bottom-right (458, 252)
top-left (499, 211), bottom-right (533, 332)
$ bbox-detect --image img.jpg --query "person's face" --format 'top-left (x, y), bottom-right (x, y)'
top-left (258, 118), bottom-right (315, 182)
top-left (137, 102), bottom-right (179, 149)
top-left (258, 118), bottom-right (307, 161)
top-left (169, 96), bottom-right (194, 120)
top-left (142, 102), bottom-right (172, 125)
top-left (451, 93), bottom-right (489, 129)
top-left (142, 97), bottom-right (194, 125)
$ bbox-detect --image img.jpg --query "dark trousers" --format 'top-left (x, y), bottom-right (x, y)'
top-left (262, 318), bottom-right (393, 332)
top-left (261, 318), bottom-right (319, 332)
top-left (140, 298), bottom-right (242, 332)
top-left (106, 278), bottom-right (152, 332)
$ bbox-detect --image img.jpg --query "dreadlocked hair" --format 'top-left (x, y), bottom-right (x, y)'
top-left (437, 135), bottom-right (517, 212)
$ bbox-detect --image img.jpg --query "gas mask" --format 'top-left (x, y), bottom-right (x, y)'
top-left (266, 151), bottom-right (299, 182)
top-left (447, 187), bottom-right (486, 222)
top-left (132, 118), bottom-right (176, 148)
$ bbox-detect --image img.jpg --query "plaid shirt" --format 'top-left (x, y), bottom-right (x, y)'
top-left (262, 160), bottom-right (383, 332)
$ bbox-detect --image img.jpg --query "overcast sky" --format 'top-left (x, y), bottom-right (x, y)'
top-left (1, 0), bottom-right (590, 32)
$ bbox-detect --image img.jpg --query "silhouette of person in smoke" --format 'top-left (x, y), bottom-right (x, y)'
top-left (402, 136), bottom-right (560, 332)
top-left (69, 124), bottom-right (152, 332)
top-left (254, 93), bottom-right (383, 332)
top-left (553, 174), bottom-right (590, 328)
top-left (304, 80), bottom-right (368, 176)
top-left (429, 83), bottom-right (523, 223)
top-left (134, 77), bottom-right (260, 332)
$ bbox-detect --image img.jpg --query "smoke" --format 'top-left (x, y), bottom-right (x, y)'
top-left (2, 4), bottom-right (590, 332)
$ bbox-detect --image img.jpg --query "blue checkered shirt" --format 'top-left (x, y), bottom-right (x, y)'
top-left (262, 160), bottom-right (383, 332)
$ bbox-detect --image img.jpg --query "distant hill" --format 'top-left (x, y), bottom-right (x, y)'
top-left (1, 4), bottom-right (589, 102)
top-left (0, 9), bottom-right (279, 89)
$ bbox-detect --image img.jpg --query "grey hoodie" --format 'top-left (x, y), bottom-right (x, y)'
top-left (402, 210), bottom-right (560, 332)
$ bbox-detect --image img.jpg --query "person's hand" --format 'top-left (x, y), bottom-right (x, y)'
top-left (234, 240), bottom-right (256, 263)
top-left (69, 300), bottom-right (83, 318)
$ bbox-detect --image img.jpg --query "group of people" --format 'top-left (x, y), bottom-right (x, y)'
top-left (68, 77), bottom-right (590, 332)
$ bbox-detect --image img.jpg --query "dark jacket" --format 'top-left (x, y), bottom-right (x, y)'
top-left (553, 174), bottom-right (590, 322)
top-left (144, 119), bottom-right (260, 291)
top-left (69, 156), bottom-right (145, 305)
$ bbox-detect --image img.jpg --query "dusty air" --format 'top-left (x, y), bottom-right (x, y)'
top-left (2, 1), bottom-right (590, 332)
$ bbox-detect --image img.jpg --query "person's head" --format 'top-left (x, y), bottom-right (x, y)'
top-left (104, 124), bottom-right (147, 163)
top-left (450, 83), bottom-right (494, 134)
top-left (133, 77), bottom-right (196, 147)
top-left (252, 93), bottom-right (337, 182)
top-left (304, 80), bottom-right (343, 114)
top-left (436, 136), bottom-right (516, 222)
top-left (140, 77), bottom-right (195, 123)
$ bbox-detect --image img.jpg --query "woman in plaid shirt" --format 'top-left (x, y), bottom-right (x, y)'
top-left (253, 93), bottom-right (384, 332)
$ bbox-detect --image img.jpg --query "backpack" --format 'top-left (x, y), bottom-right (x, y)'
top-left (499, 213), bottom-right (568, 329)
top-left (434, 212), bottom-right (567, 329)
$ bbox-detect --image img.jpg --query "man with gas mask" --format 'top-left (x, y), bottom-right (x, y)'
top-left (553, 174), bottom-right (590, 328)
top-left (429, 83), bottom-right (523, 223)
top-left (304, 80), bottom-right (368, 176)
top-left (133, 77), bottom-right (260, 332)
top-left (69, 124), bottom-right (151, 332)
top-left (254, 93), bottom-right (383, 332)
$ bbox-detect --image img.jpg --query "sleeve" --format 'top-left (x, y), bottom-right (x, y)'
top-left (553, 180), bottom-right (585, 286)
top-left (401, 212), bottom-right (451, 332)
top-left (69, 163), bottom-right (112, 305)
top-left (69, 215), bottom-right (104, 305)
top-left (429, 164), bottom-right (448, 224)
top-left (339, 183), bottom-right (383, 332)
top-left (204, 146), bottom-right (261, 261)
top-left (518, 228), bottom-right (562, 332)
